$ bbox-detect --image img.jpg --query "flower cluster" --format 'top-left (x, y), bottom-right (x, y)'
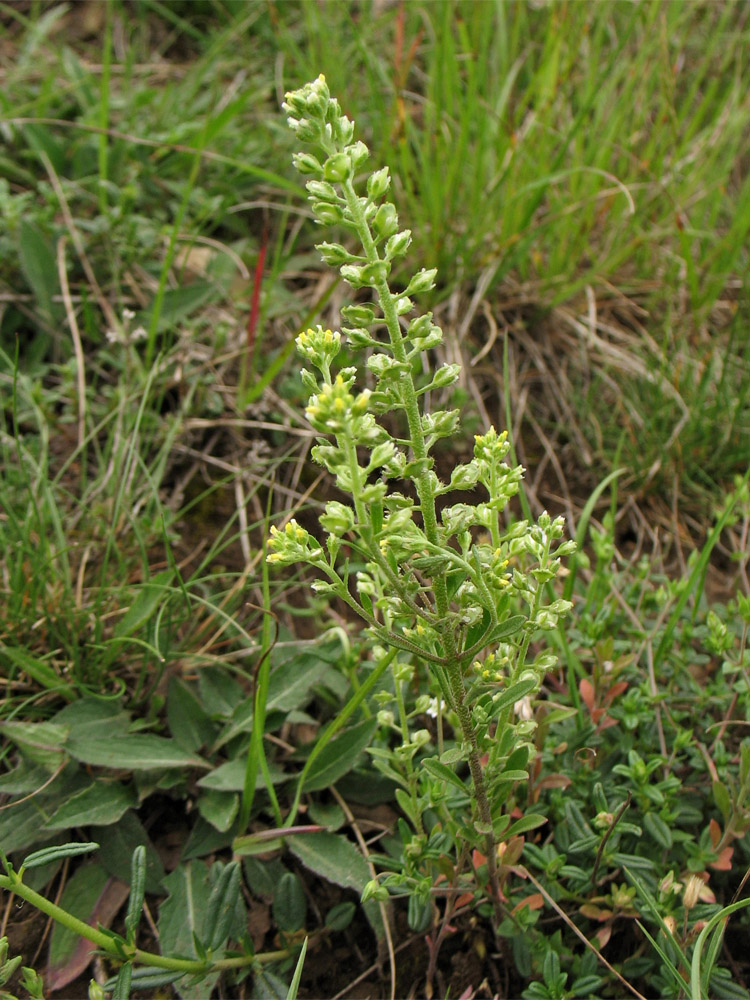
top-left (266, 519), bottom-right (324, 567)
top-left (270, 81), bottom-right (576, 918)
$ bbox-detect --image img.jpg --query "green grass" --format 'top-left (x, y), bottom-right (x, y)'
top-left (1, 1), bottom-right (750, 997)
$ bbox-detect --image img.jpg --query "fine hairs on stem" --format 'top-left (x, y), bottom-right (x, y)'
top-left (269, 75), bottom-right (574, 928)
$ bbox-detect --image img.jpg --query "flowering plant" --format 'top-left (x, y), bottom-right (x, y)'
top-left (270, 76), bottom-right (574, 924)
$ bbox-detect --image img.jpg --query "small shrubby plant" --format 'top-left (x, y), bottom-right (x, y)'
top-left (268, 75), bottom-right (574, 921)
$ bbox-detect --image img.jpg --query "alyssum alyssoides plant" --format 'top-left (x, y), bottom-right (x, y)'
top-left (269, 76), bottom-right (574, 927)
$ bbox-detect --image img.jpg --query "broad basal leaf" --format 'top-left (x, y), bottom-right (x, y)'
top-left (45, 781), bottom-right (137, 831)
top-left (66, 733), bottom-right (208, 771)
top-left (288, 832), bottom-right (385, 941)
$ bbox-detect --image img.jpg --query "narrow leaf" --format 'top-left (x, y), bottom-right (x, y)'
top-left (301, 718), bottom-right (377, 792)
top-left (421, 757), bottom-right (469, 793)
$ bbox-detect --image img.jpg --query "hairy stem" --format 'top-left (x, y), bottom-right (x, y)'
top-left (442, 635), bottom-right (503, 927)
top-left (341, 174), bottom-right (503, 927)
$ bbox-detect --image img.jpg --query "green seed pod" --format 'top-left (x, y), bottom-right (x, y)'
top-left (349, 139), bottom-right (369, 169)
top-left (384, 229), bottom-right (412, 259)
top-left (340, 264), bottom-right (366, 288)
top-left (323, 152), bottom-right (351, 182)
top-left (341, 303), bottom-right (377, 326)
top-left (317, 241), bottom-right (358, 266)
top-left (306, 179), bottom-right (339, 202)
top-left (373, 203), bottom-right (399, 240)
top-left (359, 260), bottom-right (391, 284)
top-left (312, 201), bottom-right (345, 225)
top-left (405, 268), bottom-right (437, 296)
top-left (367, 166), bottom-right (391, 200)
top-left (292, 152), bottom-right (322, 176)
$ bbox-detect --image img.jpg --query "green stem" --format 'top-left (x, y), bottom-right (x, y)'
top-left (341, 171), bottom-right (503, 927)
top-left (442, 635), bottom-right (504, 928)
top-left (0, 873), bottom-right (285, 972)
top-left (341, 181), bottom-right (445, 602)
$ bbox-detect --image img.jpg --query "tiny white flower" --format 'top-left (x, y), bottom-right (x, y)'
top-left (425, 697), bottom-right (442, 719)
top-left (514, 696), bottom-right (533, 721)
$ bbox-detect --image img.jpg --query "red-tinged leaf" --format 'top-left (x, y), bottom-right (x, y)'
top-left (596, 924), bottom-right (613, 948)
top-left (597, 715), bottom-right (620, 731)
top-left (603, 680), bottom-right (628, 706)
top-left (455, 892), bottom-right (474, 909)
top-left (47, 866), bottom-right (129, 990)
top-left (710, 846), bottom-right (734, 871)
top-left (499, 836), bottom-right (526, 867)
top-left (535, 774), bottom-right (572, 791)
top-left (512, 892), bottom-right (544, 914)
top-left (709, 817), bottom-right (722, 848)
top-left (580, 903), bottom-right (608, 921)
top-left (579, 679), bottom-right (595, 712)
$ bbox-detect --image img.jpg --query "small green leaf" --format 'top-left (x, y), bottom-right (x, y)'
top-left (493, 769), bottom-right (529, 784)
top-left (394, 788), bottom-right (418, 827)
top-left (487, 615), bottom-right (526, 642)
top-left (159, 862), bottom-right (212, 960)
top-left (491, 677), bottom-right (538, 714)
top-left (125, 846), bottom-right (147, 943)
top-left (22, 842), bottom-right (99, 870)
top-left (52, 699), bottom-right (130, 739)
top-left (197, 789), bottom-right (239, 833)
top-left (643, 812), bottom-right (673, 849)
top-left (146, 281), bottom-right (221, 332)
top-left (325, 902), bottom-right (355, 931)
top-left (464, 609), bottom-right (491, 653)
top-left (421, 757), bottom-right (469, 793)
top-left (102, 968), bottom-right (184, 992)
top-left (198, 667), bottom-right (245, 719)
top-left (504, 813), bottom-right (547, 839)
top-left (198, 759), bottom-right (286, 793)
top-left (301, 718), bottom-right (377, 792)
top-left (712, 780), bottom-right (732, 823)
top-left (273, 872), bottom-right (306, 933)
top-left (204, 861), bottom-right (242, 951)
top-left (112, 962), bottom-right (132, 1000)
top-left (266, 652), bottom-right (331, 713)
